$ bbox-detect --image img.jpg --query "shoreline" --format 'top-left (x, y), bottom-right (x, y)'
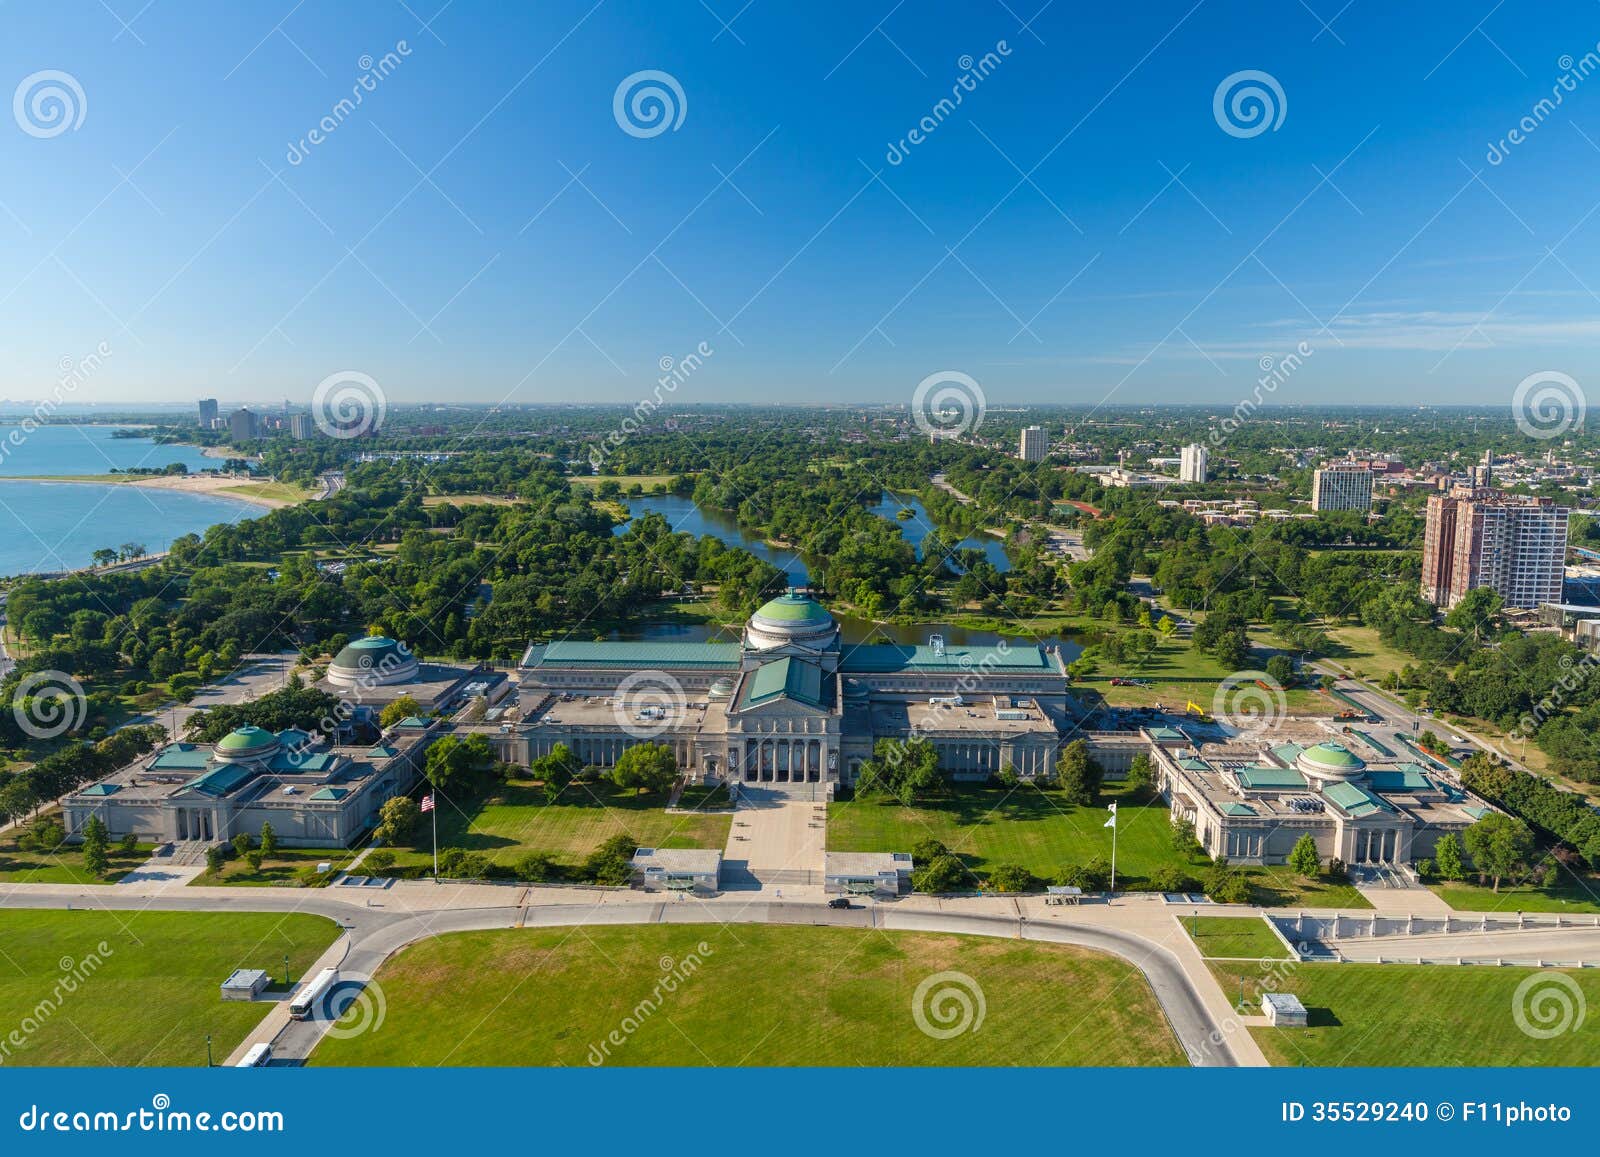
top-left (0, 473), bottom-right (291, 509)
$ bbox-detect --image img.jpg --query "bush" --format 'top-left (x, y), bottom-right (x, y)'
top-left (581, 835), bottom-right (638, 885)
top-left (987, 863), bottom-right (1035, 893)
top-left (515, 851), bottom-right (554, 882)
top-left (1147, 865), bottom-right (1199, 893)
top-left (364, 850), bottom-right (395, 873)
top-left (912, 853), bottom-right (971, 894)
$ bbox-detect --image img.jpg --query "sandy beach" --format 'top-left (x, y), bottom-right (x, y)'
top-left (0, 473), bottom-right (294, 509)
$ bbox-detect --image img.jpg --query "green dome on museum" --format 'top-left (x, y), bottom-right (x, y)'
top-left (746, 590), bottom-right (839, 651)
top-left (215, 726), bottom-right (281, 762)
top-left (327, 634), bottom-right (420, 689)
top-left (1296, 741), bottom-right (1366, 781)
top-left (754, 592), bottom-right (833, 624)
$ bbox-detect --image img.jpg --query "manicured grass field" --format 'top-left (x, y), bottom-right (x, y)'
top-left (1208, 960), bottom-right (1600, 1066)
top-left (1082, 641), bottom-right (1332, 715)
top-left (0, 910), bottom-right (340, 1066)
top-left (571, 474), bottom-right (680, 490)
top-left (0, 821), bottom-right (150, 885)
top-left (828, 783), bottom-right (1370, 907)
top-left (1429, 880), bottom-right (1600, 915)
top-left (194, 847), bottom-right (358, 887)
top-left (312, 924), bottom-right (1184, 1066)
top-left (1184, 916), bottom-right (1291, 959)
top-left (674, 782), bottom-right (733, 811)
top-left (384, 777), bottom-right (732, 873)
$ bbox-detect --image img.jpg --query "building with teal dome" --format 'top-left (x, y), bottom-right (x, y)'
top-left (513, 588), bottom-right (1081, 793)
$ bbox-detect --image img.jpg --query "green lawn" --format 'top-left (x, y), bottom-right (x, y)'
top-left (1079, 640), bottom-right (1332, 715)
top-left (828, 783), bottom-right (1371, 907)
top-left (674, 782), bottom-right (733, 811)
top-left (1429, 879), bottom-right (1600, 915)
top-left (312, 924), bottom-right (1184, 1066)
top-left (384, 777), bottom-right (731, 873)
top-left (194, 847), bottom-right (358, 887)
top-left (0, 823), bottom-right (150, 885)
top-left (1209, 960), bottom-right (1600, 1066)
top-left (1184, 916), bottom-right (1291, 959)
top-left (0, 910), bottom-right (340, 1066)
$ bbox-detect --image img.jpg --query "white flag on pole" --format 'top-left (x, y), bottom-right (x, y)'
top-left (1104, 801), bottom-right (1118, 828)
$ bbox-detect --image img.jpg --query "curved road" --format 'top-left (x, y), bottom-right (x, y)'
top-left (0, 889), bottom-right (1247, 1068)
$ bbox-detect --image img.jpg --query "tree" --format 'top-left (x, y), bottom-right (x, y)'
top-left (374, 796), bottom-right (420, 845)
top-left (608, 743), bottom-right (678, 795)
top-left (1204, 857), bottom-right (1250, 904)
top-left (379, 695), bottom-right (424, 729)
top-left (1055, 739), bottom-right (1103, 806)
top-left (581, 834), bottom-right (638, 885)
top-left (1287, 833), bottom-right (1321, 879)
top-left (912, 853), bottom-right (970, 893)
top-left (80, 816), bottom-right (109, 877)
top-left (246, 850), bottom-right (264, 871)
top-left (988, 863), bottom-right (1034, 893)
top-left (1434, 832), bottom-right (1465, 881)
top-left (259, 821), bottom-right (278, 857)
top-left (1462, 813), bottom-right (1535, 892)
top-left (232, 832), bottom-right (252, 858)
top-left (855, 736), bottom-right (941, 806)
top-left (1126, 752), bottom-right (1155, 797)
top-left (117, 832), bottom-right (138, 856)
top-left (1169, 815), bottom-right (1201, 859)
top-left (205, 844), bottom-right (226, 874)
top-left (1266, 654), bottom-right (1295, 688)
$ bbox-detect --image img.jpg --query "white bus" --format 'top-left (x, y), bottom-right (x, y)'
top-left (288, 969), bottom-right (338, 1020)
top-left (236, 1043), bottom-right (272, 1067)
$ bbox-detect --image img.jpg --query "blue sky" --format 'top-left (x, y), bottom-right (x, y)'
top-left (4, 1), bottom-right (1600, 407)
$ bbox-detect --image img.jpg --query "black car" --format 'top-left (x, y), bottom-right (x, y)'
top-left (827, 897), bottom-right (852, 909)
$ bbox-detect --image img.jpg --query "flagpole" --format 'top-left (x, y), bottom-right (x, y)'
top-left (431, 798), bottom-right (438, 883)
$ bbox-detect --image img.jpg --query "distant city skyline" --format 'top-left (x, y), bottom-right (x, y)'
top-left (5, 4), bottom-right (1600, 407)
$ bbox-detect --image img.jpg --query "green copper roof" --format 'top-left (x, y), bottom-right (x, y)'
top-left (309, 787), bottom-right (348, 801)
top-left (150, 744), bottom-right (212, 771)
top-left (332, 635), bottom-right (409, 669)
top-left (1234, 766), bottom-right (1308, 790)
top-left (524, 641), bottom-right (741, 670)
top-left (753, 592), bottom-right (833, 624)
top-left (187, 762), bottom-right (256, 798)
top-left (80, 782), bottom-right (120, 796)
top-left (1221, 802), bottom-right (1257, 816)
top-left (741, 657), bottom-right (828, 709)
top-left (216, 726), bottom-right (278, 753)
top-left (1323, 780), bottom-right (1392, 817)
top-left (839, 643), bottom-right (1055, 675)
top-left (1365, 765), bottom-right (1433, 791)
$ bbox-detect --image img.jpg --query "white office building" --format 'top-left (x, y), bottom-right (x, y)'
top-left (1179, 443), bottom-right (1208, 483)
top-left (1311, 463), bottom-right (1373, 512)
top-left (1019, 425), bottom-right (1048, 462)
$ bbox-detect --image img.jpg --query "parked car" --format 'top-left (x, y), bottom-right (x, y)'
top-left (827, 897), bottom-right (852, 909)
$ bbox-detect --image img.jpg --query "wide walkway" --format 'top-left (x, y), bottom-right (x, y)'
top-left (722, 786), bottom-right (827, 891)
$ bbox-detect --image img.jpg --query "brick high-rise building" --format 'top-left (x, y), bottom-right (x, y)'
top-left (1421, 486), bottom-right (1569, 609)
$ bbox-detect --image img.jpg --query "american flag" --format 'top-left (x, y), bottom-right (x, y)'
top-left (420, 793), bottom-right (435, 813)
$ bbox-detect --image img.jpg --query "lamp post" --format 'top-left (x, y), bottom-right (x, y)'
top-left (205, 1034), bottom-right (213, 1068)
top-left (283, 953), bottom-right (290, 987)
